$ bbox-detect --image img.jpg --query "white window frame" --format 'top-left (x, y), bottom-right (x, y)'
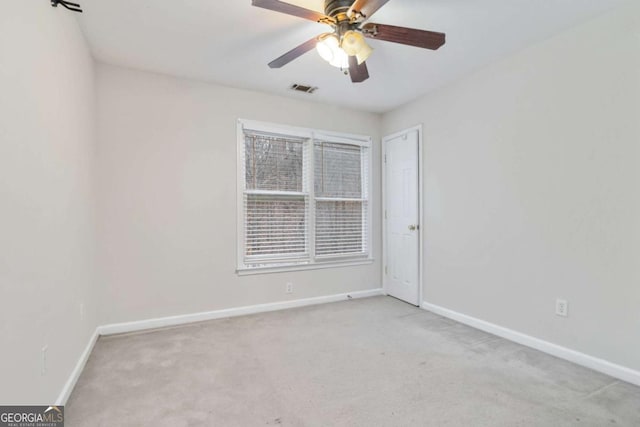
top-left (236, 119), bottom-right (373, 275)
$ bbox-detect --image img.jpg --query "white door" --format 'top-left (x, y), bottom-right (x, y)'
top-left (384, 128), bottom-right (421, 306)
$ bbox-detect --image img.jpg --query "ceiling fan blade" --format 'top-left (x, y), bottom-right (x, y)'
top-left (349, 56), bottom-right (369, 83)
top-left (362, 23), bottom-right (446, 50)
top-left (252, 0), bottom-right (331, 23)
top-left (348, 0), bottom-right (391, 20)
top-left (268, 37), bottom-right (319, 69)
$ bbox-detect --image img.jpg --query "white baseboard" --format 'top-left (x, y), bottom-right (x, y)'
top-left (421, 301), bottom-right (640, 387)
top-left (98, 288), bottom-right (384, 336)
top-left (56, 328), bottom-right (99, 405)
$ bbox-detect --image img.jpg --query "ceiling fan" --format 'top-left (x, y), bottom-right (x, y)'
top-left (251, 0), bottom-right (446, 83)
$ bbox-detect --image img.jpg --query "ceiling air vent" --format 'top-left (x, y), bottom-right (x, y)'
top-left (290, 84), bottom-right (318, 94)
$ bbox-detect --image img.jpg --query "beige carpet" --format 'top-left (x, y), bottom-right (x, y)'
top-left (66, 296), bottom-right (640, 426)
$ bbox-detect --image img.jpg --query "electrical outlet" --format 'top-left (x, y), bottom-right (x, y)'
top-left (41, 345), bottom-right (48, 376)
top-left (556, 299), bottom-right (568, 317)
top-left (285, 282), bottom-right (293, 294)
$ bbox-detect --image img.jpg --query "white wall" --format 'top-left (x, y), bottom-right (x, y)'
top-left (383, 2), bottom-right (640, 371)
top-left (95, 64), bottom-right (382, 325)
top-left (0, 3), bottom-right (97, 403)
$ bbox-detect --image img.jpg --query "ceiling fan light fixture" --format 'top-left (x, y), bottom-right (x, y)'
top-left (342, 31), bottom-right (373, 64)
top-left (316, 33), bottom-right (349, 69)
top-left (316, 33), bottom-right (336, 62)
top-left (355, 43), bottom-right (373, 65)
top-left (329, 48), bottom-right (349, 69)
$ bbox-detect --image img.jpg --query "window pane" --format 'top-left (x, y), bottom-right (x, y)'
top-left (245, 195), bottom-right (308, 259)
top-left (315, 200), bottom-right (366, 256)
top-left (245, 135), bottom-right (304, 192)
top-left (314, 142), bottom-right (362, 198)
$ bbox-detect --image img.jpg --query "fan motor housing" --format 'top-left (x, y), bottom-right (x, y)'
top-left (324, 0), bottom-right (353, 19)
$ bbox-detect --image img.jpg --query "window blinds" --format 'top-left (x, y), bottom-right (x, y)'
top-left (243, 133), bottom-right (309, 265)
top-left (314, 141), bottom-right (369, 257)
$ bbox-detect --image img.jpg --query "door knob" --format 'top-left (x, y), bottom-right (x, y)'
top-left (408, 224), bottom-right (418, 231)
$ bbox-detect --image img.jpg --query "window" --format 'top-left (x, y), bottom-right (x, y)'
top-left (237, 120), bottom-right (372, 272)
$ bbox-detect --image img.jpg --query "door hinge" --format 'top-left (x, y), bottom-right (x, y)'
top-left (384, 210), bottom-right (387, 220)
top-left (384, 154), bottom-right (387, 163)
top-left (385, 265), bottom-right (388, 275)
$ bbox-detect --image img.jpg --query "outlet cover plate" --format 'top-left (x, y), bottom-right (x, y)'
top-left (556, 299), bottom-right (568, 317)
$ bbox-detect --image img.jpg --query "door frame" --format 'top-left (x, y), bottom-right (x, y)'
top-left (382, 124), bottom-right (424, 306)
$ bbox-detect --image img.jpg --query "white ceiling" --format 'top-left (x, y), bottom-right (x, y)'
top-left (76, 0), bottom-right (624, 113)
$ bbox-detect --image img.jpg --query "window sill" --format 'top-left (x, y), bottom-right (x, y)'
top-left (236, 259), bottom-right (374, 276)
